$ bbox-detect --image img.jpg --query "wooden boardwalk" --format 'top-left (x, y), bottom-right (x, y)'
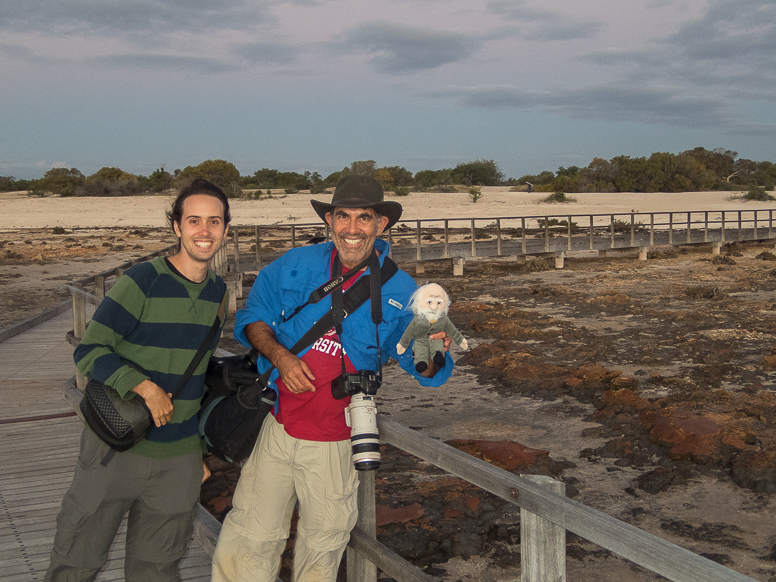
top-left (0, 308), bottom-right (213, 581)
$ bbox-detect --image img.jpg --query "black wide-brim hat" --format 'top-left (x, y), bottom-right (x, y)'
top-left (311, 175), bottom-right (403, 230)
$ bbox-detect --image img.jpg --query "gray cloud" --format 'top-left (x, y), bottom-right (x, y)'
top-left (334, 21), bottom-right (480, 74)
top-left (584, 0), bottom-right (776, 99)
top-left (427, 83), bottom-right (775, 135)
top-left (1, 0), bottom-right (273, 36)
top-left (0, 43), bottom-right (71, 66)
top-left (233, 42), bottom-right (298, 66)
top-left (88, 53), bottom-right (240, 74)
top-left (487, 0), bottom-right (603, 41)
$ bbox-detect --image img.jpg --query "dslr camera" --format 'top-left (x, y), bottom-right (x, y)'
top-left (331, 371), bottom-right (381, 471)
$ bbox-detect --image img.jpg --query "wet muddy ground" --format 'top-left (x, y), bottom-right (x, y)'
top-left (4, 227), bottom-right (776, 581)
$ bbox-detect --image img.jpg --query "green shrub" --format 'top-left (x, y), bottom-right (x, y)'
top-left (223, 182), bottom-right (243, 199)
top-left (744, 186), bottom-right (775, 201)
top-left (542, 191), bottom-right (576, 203)
top-left (393, 186), bottom-right (410, 197)
top-left (537, 218), bottom-right (578, 229)
top-left (469, 186), bottom-right (482, 203)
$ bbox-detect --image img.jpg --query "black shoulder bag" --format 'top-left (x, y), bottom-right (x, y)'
top-left (199, 252), bottom-right (397, 464)
top-left (80, 290), bottom-right (227, 462)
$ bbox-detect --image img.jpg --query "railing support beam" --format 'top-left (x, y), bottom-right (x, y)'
top-left (521, 475), bottom-right (566, 582)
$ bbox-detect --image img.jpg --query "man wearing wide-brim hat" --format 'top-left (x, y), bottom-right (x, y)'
top-left (212, 175), bottom-right (455, 582)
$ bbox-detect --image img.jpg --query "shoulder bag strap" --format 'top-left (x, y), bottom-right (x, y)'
top-left (169, 287), bottom-right (228, 401)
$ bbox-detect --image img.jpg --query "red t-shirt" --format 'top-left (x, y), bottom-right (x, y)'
top-left (274, 255), bottom-right (361, 441)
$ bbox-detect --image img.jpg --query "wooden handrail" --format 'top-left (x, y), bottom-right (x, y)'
top-left (228, 209), bottom-right (776, 271)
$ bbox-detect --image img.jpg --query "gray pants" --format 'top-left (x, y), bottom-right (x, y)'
top-left (45, 427), bottom-right (203, 582)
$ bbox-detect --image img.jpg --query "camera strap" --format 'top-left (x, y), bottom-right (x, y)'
top-left (281, 253), bottom-right (372, 323)
top-left (331, 250), bottom-right (385, 382)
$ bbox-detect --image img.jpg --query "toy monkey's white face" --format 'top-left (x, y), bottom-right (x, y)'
top-left (416, 287), bottom-right (448, 321)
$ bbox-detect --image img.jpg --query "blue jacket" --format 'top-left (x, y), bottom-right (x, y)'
top-left (234, 239), bottom-right (453, 390)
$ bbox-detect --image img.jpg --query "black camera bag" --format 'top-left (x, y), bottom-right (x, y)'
top-left (199, 353), bottom-right (277, 463)
top-left (80, 377), bottom-right (154, 452)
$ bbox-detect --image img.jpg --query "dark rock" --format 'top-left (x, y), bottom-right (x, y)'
top-left (731, 450), bottom-right (776, 493)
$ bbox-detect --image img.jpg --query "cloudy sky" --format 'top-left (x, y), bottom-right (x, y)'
top-left (1, 0), bottom-right (774, 180)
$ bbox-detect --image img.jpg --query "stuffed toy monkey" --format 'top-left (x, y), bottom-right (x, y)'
top-left (396, 283), bottom-right (468, 373)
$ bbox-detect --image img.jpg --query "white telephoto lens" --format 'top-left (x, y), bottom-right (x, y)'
top-left (347, 394), bottom-right (380, 471)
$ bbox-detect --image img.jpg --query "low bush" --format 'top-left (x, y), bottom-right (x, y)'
top-left (744, 186), bottom-right (775, 201)
top-left (542, 191), bottom-right (576, 203)
top-left (537, 218), bottom-right (578, 229)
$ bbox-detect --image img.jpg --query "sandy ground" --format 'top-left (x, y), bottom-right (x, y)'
top-left (0, 187), bottom-right (762, 230)
top-left (3, 187), bottom-right (764, 331)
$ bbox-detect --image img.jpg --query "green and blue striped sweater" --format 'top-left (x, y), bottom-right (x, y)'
top-left (74, 256), bottom-right (227, 458)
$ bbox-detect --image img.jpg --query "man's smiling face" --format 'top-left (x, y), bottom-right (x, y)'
top-left (173, 194), bottom-right (228, 266)
top-left (326, 207), bottom-right (389, 270)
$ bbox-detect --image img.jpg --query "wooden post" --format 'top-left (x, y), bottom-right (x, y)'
top-left (712, 242), bottom-right (721, 255)
top-left (348, 471), bottom-right (377, 582)
top-left (520, 475), bottom-right (566, 582)
top-left (496, 218), bottom-right (502, 256)
top-left (72, 292), bottom-right (87, 391)
top-left (721, 212), bottom-right (726, 242)
top-left (589, 215), bottom-right (594, 250)
top-left (94, 275), bottom-right (106, 299)
top-left (567, 216), bottom-right (572, 251)
top-left (639, 246), bottom-right (648, 261)
top-left (554, 252), bottom-right (565, 269)
top-left (650, 213), bottom-right (654, 246)
top-left (704, 211), bottom-right (709, 243)
top-left (415, 262), bottom-right (425, 274)
top-left (544, 217), bottom-right (550, 252)
top-left (291, 225), bottom-right (297, 249)
top-left (233, 228), bottom-right (241, 274)
top-left (453, 258), bottom-right (464, 276)
top-left (416, 221), bottom-right (422, 261)
top-left (521, 218), bottom-right (527, 254)
top-left (443, 220), bottom-right (449, 258)
top-left (668, 213), bottom-right (673, 245)
top-left (686, 212), bottom-right (691, 244)
top-left (609, 215), bottom-right (615, 248)
top-left (738, 210), bottom-right (742, 242)
top-left (470, 219), bottom-right (476, 258)
top-left (254, 226), bottom-right (262, 270)
top-left (630, 213), bottom-right (635, 247)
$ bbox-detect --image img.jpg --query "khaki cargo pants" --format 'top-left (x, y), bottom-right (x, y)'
top-left (212, 414), bottom-right (358, 582)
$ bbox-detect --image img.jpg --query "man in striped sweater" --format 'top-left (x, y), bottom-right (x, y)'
top-left (45, 179), bottom-right (230, 582)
